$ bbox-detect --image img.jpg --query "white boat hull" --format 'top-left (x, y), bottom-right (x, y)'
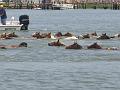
top-left (0, 21), bottom-right (22, 30)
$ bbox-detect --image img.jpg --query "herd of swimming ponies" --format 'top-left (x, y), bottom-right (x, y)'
top-left (0, 31), bottom-right (120, 50)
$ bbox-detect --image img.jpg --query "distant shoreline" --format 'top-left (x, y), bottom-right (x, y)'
top-left (2, 3), bottom-right (120, 10)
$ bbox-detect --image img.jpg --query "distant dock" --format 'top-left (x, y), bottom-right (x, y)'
top-left (1, 1), bottom-right (120, 10)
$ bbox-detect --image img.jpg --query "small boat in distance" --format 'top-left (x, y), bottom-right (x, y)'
top-left (52, 4), bottom-right (74, 10)
top-left (33, 7), bottom-right (42, 10)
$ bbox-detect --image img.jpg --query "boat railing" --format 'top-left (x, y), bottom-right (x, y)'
top-left (6, 21), bottom-right (20, 25)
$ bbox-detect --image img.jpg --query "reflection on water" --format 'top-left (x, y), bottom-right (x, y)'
top-left (0, 9), bottom-right (120, 90)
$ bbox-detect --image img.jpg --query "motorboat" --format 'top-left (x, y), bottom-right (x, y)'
top-left (52, 4), bottom-right (62, 10)
top-left (61, 4), bottom-right (74, 9)
top-left (0, 15), bottom-right (29, 31)
top-left (0, 20), bottom-right (23, 30)
top-left (52, 4), bottom-right (74, 10)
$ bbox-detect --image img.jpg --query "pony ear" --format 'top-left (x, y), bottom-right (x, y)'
top-left (57, 39), bottom-right (60, 42)
top-left (94, 42), bottom-right (97, 44)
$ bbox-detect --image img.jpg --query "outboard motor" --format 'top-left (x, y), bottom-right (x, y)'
top-left (19, 15), bottom-right (29, 30)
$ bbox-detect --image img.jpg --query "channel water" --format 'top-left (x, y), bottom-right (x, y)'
top-left (0, 9), bottom-right (120, 90)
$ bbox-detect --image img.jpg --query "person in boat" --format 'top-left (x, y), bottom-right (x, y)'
top-left (0, 5), bottom-right (7, 25)
top-left (87, 42), bottom-right (102, 49)
top-left (65, 42), bottom-right (82, 49)
top-left (0, 42), bottom-right (28, 49)
top-left (48, 39), bottom-right (65, 46)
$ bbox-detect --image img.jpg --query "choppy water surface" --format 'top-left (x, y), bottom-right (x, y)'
top-left (0, 9), bottom-right (120, 90)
